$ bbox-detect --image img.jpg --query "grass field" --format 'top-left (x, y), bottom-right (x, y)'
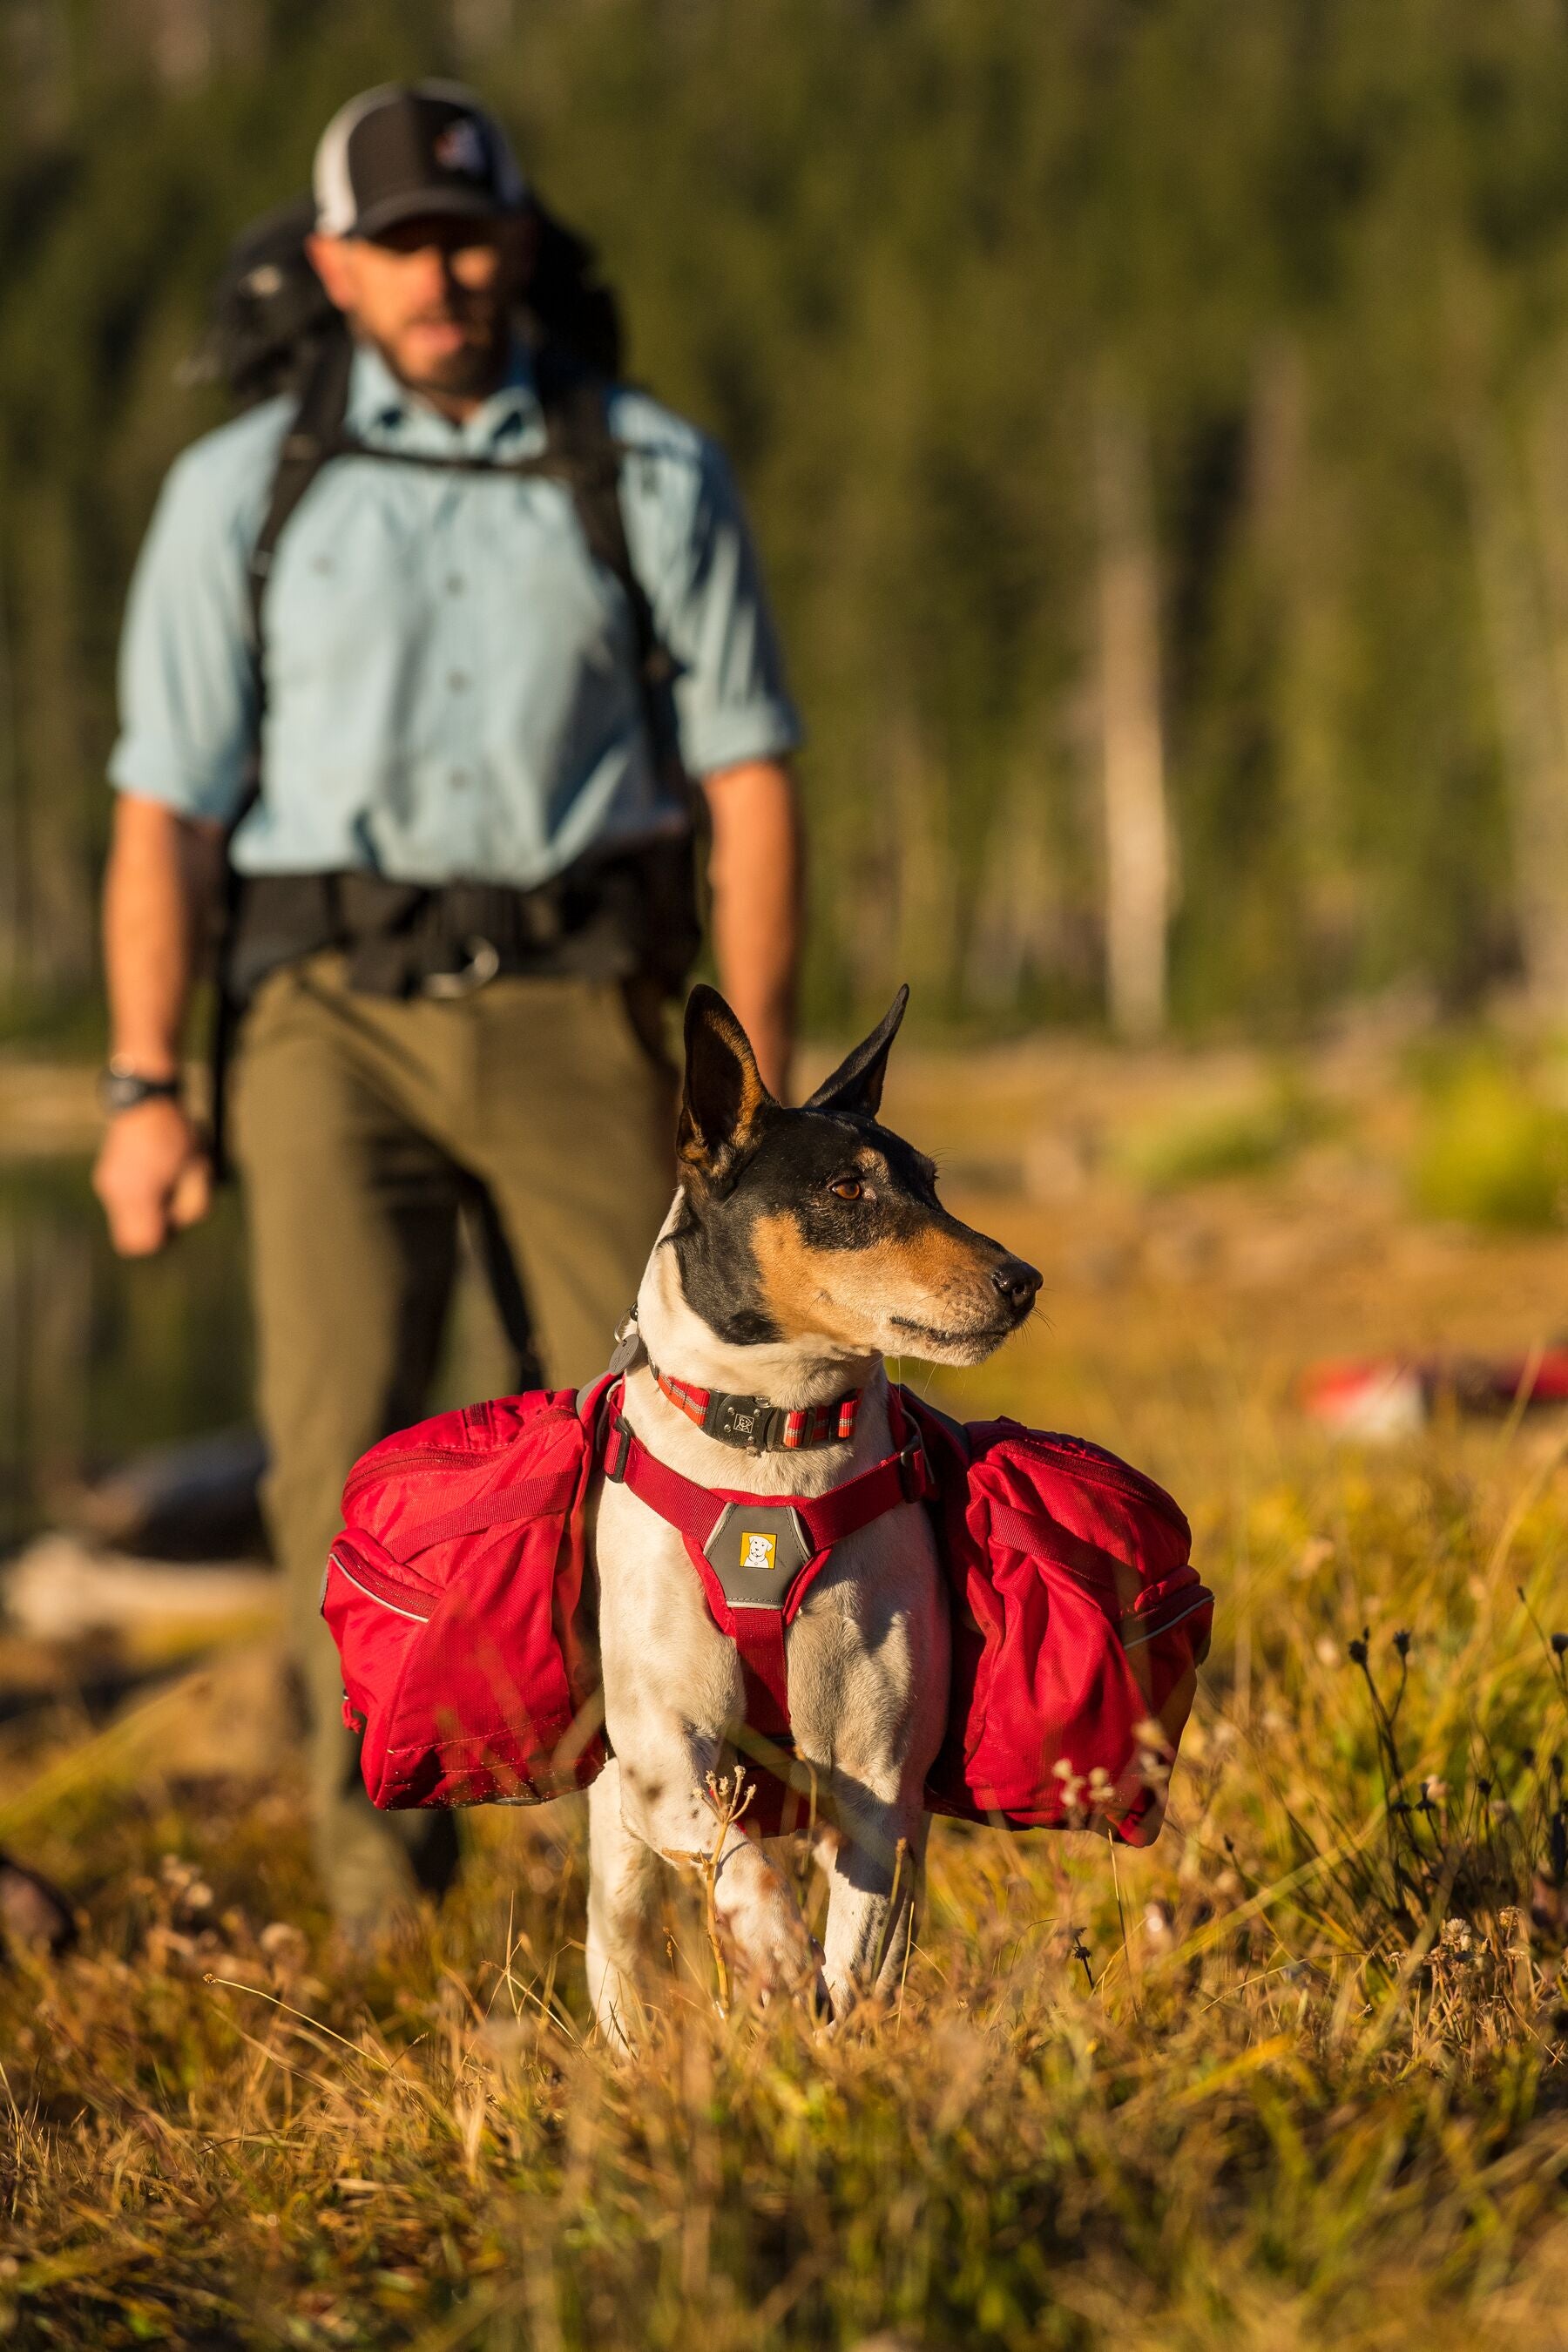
top-left (6, 1029), bottom-right (1568, 2349)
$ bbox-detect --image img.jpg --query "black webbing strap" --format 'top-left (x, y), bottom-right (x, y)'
top-left (244, 328), bottom-right (354, 661)
top-left (531, 355), bottom-right (679, 758)
top-left (208, 330), bottom-right (691, 1179)
top-left (240, 330), bottom-right (671, 694)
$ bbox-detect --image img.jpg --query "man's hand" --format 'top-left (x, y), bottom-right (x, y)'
top-left (93, 1098), bottom-right (213, 1256)
top-left (702, 759), bottom-right (804, 1100)
top-left (96, 794), bottom-right (224, 1257)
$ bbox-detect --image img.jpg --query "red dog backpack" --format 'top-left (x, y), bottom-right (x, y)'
top-left (322, 1379), bottom-right (1212, 1842)
top-left (321, 1386), bottom-right (606, 1809)
top-left (901, 1395), bottom-right (1210, 1845)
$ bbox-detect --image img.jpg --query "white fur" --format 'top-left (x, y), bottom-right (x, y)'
top-left (585, 1197), bottom-right (950, 2046)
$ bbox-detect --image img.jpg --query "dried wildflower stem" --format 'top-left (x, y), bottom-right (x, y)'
top-left (1109, 1839), bottom-right (1142, 2022)
top-left (699, 1769), bottom-right (754, 2016)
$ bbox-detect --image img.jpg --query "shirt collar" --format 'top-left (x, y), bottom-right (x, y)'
top-left (344, 337), bottom-right (541, 452)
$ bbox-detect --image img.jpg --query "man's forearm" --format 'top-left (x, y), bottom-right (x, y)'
top-left (95, 794), bottom-right (223, 1256)
top-left (104, 794), bottom-right (224, 1075)
top-left (701, 759), bottom-right (803, 1100)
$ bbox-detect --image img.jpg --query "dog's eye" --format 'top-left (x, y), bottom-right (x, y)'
top-left (829, 1177), bottom-right (863, 1201)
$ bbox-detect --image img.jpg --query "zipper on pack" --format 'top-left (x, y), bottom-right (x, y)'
top-left (1119, 1584), bottom-right (1215, 1649)
top-left (341, 1443), bottom-right (490, 1508)
top-left (327, 1547), bottom-right (435, 1625)
top-left (1009, 1431), bottom-right (1190, 1535)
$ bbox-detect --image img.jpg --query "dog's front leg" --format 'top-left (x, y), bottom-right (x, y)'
top-left (819, 1799), bottom-right (929, 2017)
top-left (615, 1739), bottom-right (827, 2015)
top-left (585, 1761), bottom-right (664, 2054)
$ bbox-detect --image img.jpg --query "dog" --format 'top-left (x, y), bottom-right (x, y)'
top-left (586, 983), bottom-right (1040, 2043)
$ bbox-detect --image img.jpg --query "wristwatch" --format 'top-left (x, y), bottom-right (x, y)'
top-left (98, 1058), bottom-right (184, 1116)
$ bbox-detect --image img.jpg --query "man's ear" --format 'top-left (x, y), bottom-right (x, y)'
top-left (677, 984), bottom-right (774, 1185)
top-left (305, 232), bottom-right (354, 313)
top-left (803, 984), bottom-right (909, 1119)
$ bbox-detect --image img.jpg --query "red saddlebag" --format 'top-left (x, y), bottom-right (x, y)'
top-left (321, 1385), bottom-right (607, 1809)
top-left (902, 1395), bottom-right (1212, 1846)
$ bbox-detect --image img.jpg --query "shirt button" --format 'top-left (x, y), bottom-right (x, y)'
top-left (450, 768), bottom-right (470, 789)
top-left (445, 573), bottom-right (465, 594)
top-left (447, 670), bottom-right (470, 692)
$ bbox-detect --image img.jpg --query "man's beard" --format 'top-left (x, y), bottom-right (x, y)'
top-left (382, 302), bottom-right (510, 401)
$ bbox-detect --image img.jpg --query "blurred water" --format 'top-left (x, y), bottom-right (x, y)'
top-left (0, 1163), bottom-right (254, 1556)
top-left (0, 1164), bottom-right (529, 1558)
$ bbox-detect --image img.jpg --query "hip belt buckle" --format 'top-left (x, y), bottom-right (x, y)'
top-left (422, 936), bottom-right (501, 1000)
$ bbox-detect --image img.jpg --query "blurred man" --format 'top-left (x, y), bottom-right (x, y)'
top-left (92, 82), bottom-right (803, 1943)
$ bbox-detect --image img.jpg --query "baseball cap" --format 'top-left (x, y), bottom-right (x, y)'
top-left (313, 81), bottom-right (528, 241)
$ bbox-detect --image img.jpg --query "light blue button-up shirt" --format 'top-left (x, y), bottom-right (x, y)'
top-left (110, 343), bottom-right (801, 886)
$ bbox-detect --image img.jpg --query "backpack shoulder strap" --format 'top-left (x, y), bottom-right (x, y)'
top-left (246, 327), bottom-right (355, 654)
top-left (534, 355), bottom-right (677, 727)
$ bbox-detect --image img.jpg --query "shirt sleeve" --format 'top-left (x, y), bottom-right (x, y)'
top-left (626, 426), bottom-right (803, 778)
top-left (107, 431), bottom-right (266, 823)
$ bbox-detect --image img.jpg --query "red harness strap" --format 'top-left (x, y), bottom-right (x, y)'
top-left (600, 1382), bottom-right (933, 1737)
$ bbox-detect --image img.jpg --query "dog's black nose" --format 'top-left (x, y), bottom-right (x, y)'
top-left (991, 1255), bottom-right (1042, 1315)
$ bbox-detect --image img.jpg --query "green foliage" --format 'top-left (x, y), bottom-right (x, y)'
top-left (4, 0), bottom-right (1568, 1031)
top-left (1410, 1052), bottom-right (1568, 1228)
top-left (1119, 1074), bottom-right (1332, 1191)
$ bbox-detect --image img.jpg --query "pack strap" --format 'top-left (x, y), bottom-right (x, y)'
top-left (598, 1380), bottom-right (932, 1734)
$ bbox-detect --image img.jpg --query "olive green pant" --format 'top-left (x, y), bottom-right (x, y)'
top-left (231, 953), bottom-right (674, 1931)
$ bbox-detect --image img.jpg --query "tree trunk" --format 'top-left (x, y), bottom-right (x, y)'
top-left (1470, 401), bottom-right (1568, 1013)
top-left (1092, 383), bottom-right (1171, 1042)
top-left (0, 561), bottom-right (19, 1002)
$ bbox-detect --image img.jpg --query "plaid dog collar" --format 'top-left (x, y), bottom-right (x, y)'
top-left (650, 1366), bottom-right (861, 1452)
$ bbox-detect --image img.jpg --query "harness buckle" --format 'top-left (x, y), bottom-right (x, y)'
top-left (422, 936), bottom-right (501, 1000)
top-left (897, 1432), bottom-right (932, 1504)
top-left (604, 1410), bottom-right (632, 1483)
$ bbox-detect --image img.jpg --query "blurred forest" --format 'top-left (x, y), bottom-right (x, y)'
top-left (9, 0), bottom-right (1568, 1037)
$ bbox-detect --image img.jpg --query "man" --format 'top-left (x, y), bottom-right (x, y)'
top-left (93, 82), bottom-right (803, 1942)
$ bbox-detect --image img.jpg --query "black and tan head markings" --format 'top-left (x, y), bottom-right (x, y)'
top-left (669, 987), bottom-right (1040, 1357)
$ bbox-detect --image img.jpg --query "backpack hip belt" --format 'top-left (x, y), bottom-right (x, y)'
top-left (225, 857), bottom-right (683, 1005)
top-left (600, 1382), bottom-right (934, 1739)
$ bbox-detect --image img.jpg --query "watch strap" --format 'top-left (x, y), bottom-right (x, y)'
top-left (99, 1064), bottom-right (183, 1115)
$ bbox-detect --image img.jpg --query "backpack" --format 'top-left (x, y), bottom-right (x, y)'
top-left (193, 190), bottom-right (624, 409)
top-left (322, 1383), bottom-right (608, 1810)
top-left (321, 1379), bottom-right (1212, 1844)
top-left (901, 1393), bottom-right (1209, 1843)
top-left (196, 193), bottom-right (700, 1172)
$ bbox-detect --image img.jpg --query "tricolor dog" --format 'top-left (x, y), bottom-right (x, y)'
top-left (585, 983), bottom-right (1039, 2043)
top-left (326, 988), bottom-right (1209, 2035)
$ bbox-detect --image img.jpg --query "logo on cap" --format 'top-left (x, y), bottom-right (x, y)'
top-left (434, 118), bottom-right (488, 178)
top-left (740, 1531), bottom-right (777, 1573)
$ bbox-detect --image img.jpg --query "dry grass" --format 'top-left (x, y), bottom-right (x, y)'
top-left (6, 1032), bottom-right (1568, 2349)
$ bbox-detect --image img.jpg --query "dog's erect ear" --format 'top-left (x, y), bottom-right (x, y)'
top-left (803, 984), bottom-right (909, 1120)
top-left (677, 984), bottom-right (774, 1184)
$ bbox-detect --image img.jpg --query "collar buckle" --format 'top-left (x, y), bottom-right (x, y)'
top-left (708, 1393), bottom-right (777, 1452)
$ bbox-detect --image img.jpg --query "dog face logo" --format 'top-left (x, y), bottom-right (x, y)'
top-left (434, 118), bottom-right (488, 178)
top-left (740, 1531), bottom-right (777, 1574)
